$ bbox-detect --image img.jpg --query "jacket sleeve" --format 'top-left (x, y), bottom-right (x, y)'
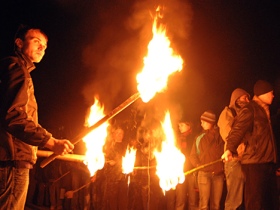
top-left (0, 58), bottom-right (51, 147)
top-left (226, 106), bottom-right (253, 154)
top-left (189, 138), bottom-right (201, 167)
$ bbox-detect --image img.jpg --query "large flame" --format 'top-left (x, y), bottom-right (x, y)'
top-left (154, 111), bottom-right (185, 192)
top-left (137, 9), bottom-right (183, 102)
top-left (83, 97), bottom-right (109, 176)
top-left (122, 146), bottom-right (137, 174)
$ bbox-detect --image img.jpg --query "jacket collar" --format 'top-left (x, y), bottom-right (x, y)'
top-left (253, 95), bottom-right (270, 118)
top-left (15, 50), bottom-right (36, 72)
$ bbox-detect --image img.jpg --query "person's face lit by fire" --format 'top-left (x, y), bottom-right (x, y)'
top-left (236, 94), bottom-right (250, 108)
top-left (258, 91), bottom-right (274, 105)
top-left (15, 29), bottom-right (47, 63)
top-left (201, 120), bottom-right (213, 131)
top-left (113, 128), bottom-right (124, 143)
top-left (178, 122), bottom-right (191, 134)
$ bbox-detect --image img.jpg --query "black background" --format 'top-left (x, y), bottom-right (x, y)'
top-left (1, 0), bottom-right (280, 144)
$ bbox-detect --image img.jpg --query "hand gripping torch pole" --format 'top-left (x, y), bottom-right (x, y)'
top-left (40, 92), bottom-right (141, 168)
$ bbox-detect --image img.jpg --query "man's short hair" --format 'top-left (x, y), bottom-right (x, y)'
top-left (14, 24), bottom-right (48, 41)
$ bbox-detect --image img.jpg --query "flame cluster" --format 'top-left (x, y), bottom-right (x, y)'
top-left (83, 97), bottom-right (109, 176)
top-left (82, 7), bottom-right (185, 191)
top-left (122, 146), bottom-right (137, 174)
top-left (137, 11), bottom-right (183, 102)
top-left (154, 112), bottom-right (185, 192)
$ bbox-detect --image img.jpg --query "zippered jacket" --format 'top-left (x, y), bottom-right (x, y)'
top-left (0, 51), bottom-right (51, 164)
top-left (190, 127), bottom-right (224, 174)
top-left (226, 98), bottom-right (277, 164)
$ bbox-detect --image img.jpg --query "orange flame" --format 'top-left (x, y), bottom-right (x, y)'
top-left (154, 111), bottom-right (185, 192)
top-left (137, 10), bottom-right (183, 102)
top-left (122, 146), bottom-right (137, 174)
top-left (82, 97), bottom-right (109, 176)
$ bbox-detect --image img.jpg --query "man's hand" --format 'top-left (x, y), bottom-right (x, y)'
top-left (44, 137), bottom-right (74, 155)
top-left (221, 149), bottom-right (233, 162)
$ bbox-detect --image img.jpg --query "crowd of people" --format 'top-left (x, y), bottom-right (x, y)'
top-left (26, 80), bottom-right (280, 210)
top-left (1, 25), bottom-right (280, 210)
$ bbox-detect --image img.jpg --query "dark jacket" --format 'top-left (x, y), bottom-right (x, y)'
top-left (226, 98), bottom-right (277, 164)
top-left (178, 130), bottom-right (195, 171)
top-left (0, 51), bottom-right (51, 164)
top-left (190, 127), bottom-right (224, 174)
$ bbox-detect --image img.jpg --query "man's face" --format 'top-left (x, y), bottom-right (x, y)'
top-left (239, 94), bottom-right (250, 103)
top-left (16, 29), bottom-right (47, 63)
top-left (236, 94), bottom-right (250, 108)
top-left (258, 91), bottom-right (274, 105)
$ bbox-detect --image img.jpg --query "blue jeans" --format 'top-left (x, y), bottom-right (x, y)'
top-left (0, 166), bottom-right (29, 210)
top-left (197, 171), bottom-right (224, 210)
top-left (186, 173), bottom-right (199, 210)
top-left (166, 182), bottom-right (186, 210)
top-left (224, 159), bottom-right (244, 210)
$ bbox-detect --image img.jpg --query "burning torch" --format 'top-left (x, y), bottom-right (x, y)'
top-left (40, 92), bottom-right (141, 168)
top-left (40, 7), bottom-right (183, 169)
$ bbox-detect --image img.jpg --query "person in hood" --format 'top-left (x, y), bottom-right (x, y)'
top-left (0, 24), bottom-right (74, 209)
top-left (222, 80), bottom-right (278, 210)
top-left (218, 88), bottom-right (250, 210)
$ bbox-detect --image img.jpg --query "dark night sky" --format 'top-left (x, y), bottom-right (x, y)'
top-left (1, 0), bottom-right (280, 140)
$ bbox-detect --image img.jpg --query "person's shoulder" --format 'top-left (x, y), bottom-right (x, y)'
top-left (0, 55), bottom-right (20, 67)
top-left (238, 101), bottom-right (255, 117)
top-left (220, 106), bottom-right (235, 115)
top-left (1, 53), bottom-right (24, 72)
top-left (242, 101), bottom-right (256, 111)
top-left (218, 106), bottom-right (235, 121)
top-left (1, 54), bottom-right (18, 61)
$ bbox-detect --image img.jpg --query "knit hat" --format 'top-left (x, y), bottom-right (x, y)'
top-left (200, 110), bottom-right (216, 124)
top-left (253, 80), bottom-right (273, 96)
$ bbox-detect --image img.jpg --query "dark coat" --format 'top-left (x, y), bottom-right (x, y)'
top-left (226, 99), bottom-right (277, 164)
top-left (0, 51), bottom-right (51, 163)
top-left (190, 127), bottom-right (224, 175)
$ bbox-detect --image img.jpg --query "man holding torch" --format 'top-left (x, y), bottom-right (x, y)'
top-left (0, 24), bottom-right (74, 209)
top-left (222, 80), bottom-right (278, 210)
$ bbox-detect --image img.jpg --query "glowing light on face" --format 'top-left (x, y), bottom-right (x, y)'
top-left (20, 29), bottom-right (47, 63)
top-left (258, 91), bottom-right (274, 105)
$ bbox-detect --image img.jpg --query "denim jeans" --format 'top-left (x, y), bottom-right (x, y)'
top-left (197, 171), bottom-right (224, 210)
top-left (224, 159), bottom-right (244, 210)
top-left (166, 182), bottom-right (186, 210)
top-left (0, 166), bottom-right (29, 210)
top-left (186, 173), bottom-right (199, 210)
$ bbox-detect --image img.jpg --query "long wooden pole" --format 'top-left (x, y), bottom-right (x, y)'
top-left (40, 92), bottom-right (141, 168)
top-left (38, 150), bottom-right (223, 175)
top-left (37, 150), bottom-right (85, 162)
top-left (184, 158), bottom-right (223, 175)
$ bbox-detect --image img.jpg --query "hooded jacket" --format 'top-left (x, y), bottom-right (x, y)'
top-left (226, 96), bottom-right (277, 164)
top-left (0, 51), bottom-right (52, 164)
top-left (218, 88), bottom-right (250, 141)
